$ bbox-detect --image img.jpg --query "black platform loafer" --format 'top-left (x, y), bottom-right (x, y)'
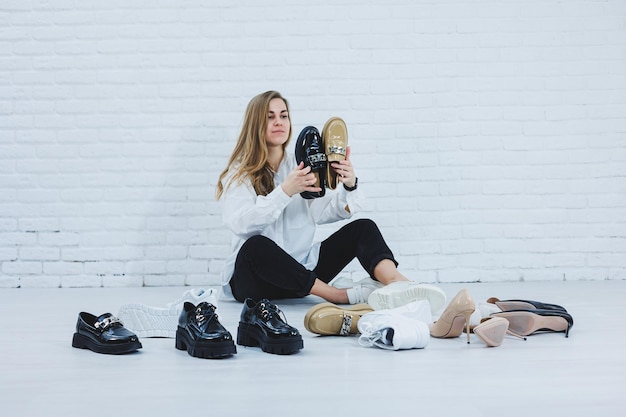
top-left (295, 125), bottom-right (327, 199)
top-left (237, 298), bottom-right (303, 355)
top-left (72, 312), bottom-right (142, 354)
top-left (175, 302), bottom-right (236, 359)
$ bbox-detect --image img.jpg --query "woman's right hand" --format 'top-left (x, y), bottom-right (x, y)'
top-left (281, 162), bottom-right (322, 197)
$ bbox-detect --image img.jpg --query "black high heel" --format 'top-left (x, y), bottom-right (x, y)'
top-left (491, 308), bottom-right (573, 338)
top-left (487, 297), bottom-right (567, 312)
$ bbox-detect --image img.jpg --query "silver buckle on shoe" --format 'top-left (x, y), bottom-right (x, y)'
top-left (95, 316), bottom-right (122, 331)
top-left (328, 146), bottom-right (346, 156)
top-left (339, 313), bottom-right (353, 336)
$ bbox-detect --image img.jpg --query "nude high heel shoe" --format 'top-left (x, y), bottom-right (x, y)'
top-left (491, 308), bottom-right (574, 338)
top-left (430, 289), bottom-right (475, 344)
top-left (472, 317), bottom-right (510, 347)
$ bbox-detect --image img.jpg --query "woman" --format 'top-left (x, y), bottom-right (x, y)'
top-left (216, 90), bottom-right (445, 311)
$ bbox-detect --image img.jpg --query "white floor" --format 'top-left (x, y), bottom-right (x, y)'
top-left (1, 280), bottom-right (624, 417)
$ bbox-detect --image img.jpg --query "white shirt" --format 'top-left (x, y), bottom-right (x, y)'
top-left (219, 153), bottom-right (363, 299)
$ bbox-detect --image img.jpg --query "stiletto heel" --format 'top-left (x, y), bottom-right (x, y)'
top-left (463, 311), bottom-right (472, 344)
top-left (430, 289), bottom-right (475, 344)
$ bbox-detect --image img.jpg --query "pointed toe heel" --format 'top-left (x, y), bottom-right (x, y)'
top-left (473, 317), bottom-right (509, 347)
top-left (430, 289), bottom-right (475, 344)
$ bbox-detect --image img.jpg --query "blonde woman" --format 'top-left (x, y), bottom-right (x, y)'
top-left (216, 91), bottom-right (445, 312)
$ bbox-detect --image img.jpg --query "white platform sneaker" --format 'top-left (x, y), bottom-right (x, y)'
top-left (117, 288), bottom-right (218, 338)
top-left (367, 281), bottom-right (447, 314)
top-left (330, 276), bottom-right (384, 305)
top-left (357, 300), bottom-right (431, 350)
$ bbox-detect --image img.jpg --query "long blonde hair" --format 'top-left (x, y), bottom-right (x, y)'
top-left (216, 91), bottom-right (292, 199)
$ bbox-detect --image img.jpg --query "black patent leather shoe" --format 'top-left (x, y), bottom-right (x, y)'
top-left (295, 126), bottom-right (327, 199)
top-left (72, 312), bottom-right (142, 354)
top-left (487, 297), bottom-right (567, 312)
top-left (175, 302), bottom-right (236, 359)
top-left (237, 298), bottom-right (303, 355)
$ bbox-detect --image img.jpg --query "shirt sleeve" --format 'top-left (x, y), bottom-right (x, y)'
top-left (309, 186), bottom-right (364, 225)
top-left (221, 179), bottom-right (292, 238)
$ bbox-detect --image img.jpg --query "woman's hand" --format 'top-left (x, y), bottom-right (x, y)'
top-left (281, 162), bottom-right (323, 197)
top-left (330, 147), bottom-right (356, 188)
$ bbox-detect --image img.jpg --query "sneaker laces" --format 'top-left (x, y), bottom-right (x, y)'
top-left (358, 328), bottom-right (395, 350)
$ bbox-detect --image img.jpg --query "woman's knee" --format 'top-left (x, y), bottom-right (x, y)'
top-left (351, 218), bottom-right (379, 234)
top-left (241, 235), bottom-right (273, 252)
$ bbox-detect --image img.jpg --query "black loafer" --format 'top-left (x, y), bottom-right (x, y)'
top-left (295, 126), bottom-right (327, 199)
top-left (175, 302), bottom-right (236, 359)
top-left (237, 298), bottom-right (303, 355)
top-left (72, 312), bottom-right (142, 354)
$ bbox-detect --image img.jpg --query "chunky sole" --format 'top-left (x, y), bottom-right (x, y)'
top-left (237, 323), bottom-right (303, 355)
top-left (117, 304), bottom-right (178, 338)
top-left (367, 282), bottom-right (447, 314)
top-left (175, 327), bottom-right (236, 359)
top-left (303, 303), bottom-right (373, 336)
top-left (72, 333), bottom-right (142, 354)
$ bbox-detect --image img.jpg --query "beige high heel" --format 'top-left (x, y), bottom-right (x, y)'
top-left (430, 288), bottom-right (475, 344)
top-left (473, 317), bottom-right (510, 347)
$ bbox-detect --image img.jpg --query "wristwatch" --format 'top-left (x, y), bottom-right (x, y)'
top-left (343, 177), bottom-right (358, 192)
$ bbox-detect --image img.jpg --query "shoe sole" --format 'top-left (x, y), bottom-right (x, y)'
top-left (117, 304), bottom-right (178, 338)
top-left (492, 311), bottom-right (570, 337)
top-left (72, 333), bottom-right (142, 354)
top-left (322, 117), bottom-right (347, 189)
top-left (175, 327), bottom-right (236, 359)
top-left (303, 303), bottom-right (373, 336)
top-left (236, 323), bottom-right (303, 355)
top-left (367, 283), bottom-right (447, 314)
top-left (473, 317), bottom-right (508, 347)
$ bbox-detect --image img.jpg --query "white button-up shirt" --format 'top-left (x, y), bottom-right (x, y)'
top-left (219, 153), bottom-right (363, 299)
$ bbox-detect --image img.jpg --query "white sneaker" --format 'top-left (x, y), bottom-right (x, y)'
top-left (338, 277), bottom-right (384, 304)
top-left (117, 288), bottom-right (218, 338)
top-left (367, 281), bottom-right (447, 314)
top-left (357, 304), bottom-right (430, 350)
top-left (469, 301), bottom-right (501, 327)
top-left (330, 276), bottom-right (383, 290)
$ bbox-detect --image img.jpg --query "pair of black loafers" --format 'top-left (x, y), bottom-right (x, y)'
top-left (175, 298), bottom-right (303, 358)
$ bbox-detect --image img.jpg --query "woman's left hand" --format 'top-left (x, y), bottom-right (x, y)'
top-left (330, 146), bottom-right (356, 188)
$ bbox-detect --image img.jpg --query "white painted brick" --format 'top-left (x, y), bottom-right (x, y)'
top-left (0, 248), bottom-right (18, 261)
top-left (61, 275), bottom-right (102, 288)
top-left (1, 0), bottom-right (624, 288)
top-left (43, 261), bottom-right (83, 275)
top-left (18, 275), bottom-right (61, 288)
top-left (19, 247), bottom-right (60, 261)
top-left (2, 260), bottom-right (42, 274)
top-left (102, 275), bottom-right (143, 288)
top-left (143, 274), bottom-right (185, 287)
top-left (126, 261), bottom-right (167, 275)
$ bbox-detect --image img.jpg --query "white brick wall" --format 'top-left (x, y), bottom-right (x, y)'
top-left (1, 0), bottom-right (625, 288)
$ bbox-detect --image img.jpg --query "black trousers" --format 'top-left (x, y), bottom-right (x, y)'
top-left (229, 218), bottom-right (398, 302)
